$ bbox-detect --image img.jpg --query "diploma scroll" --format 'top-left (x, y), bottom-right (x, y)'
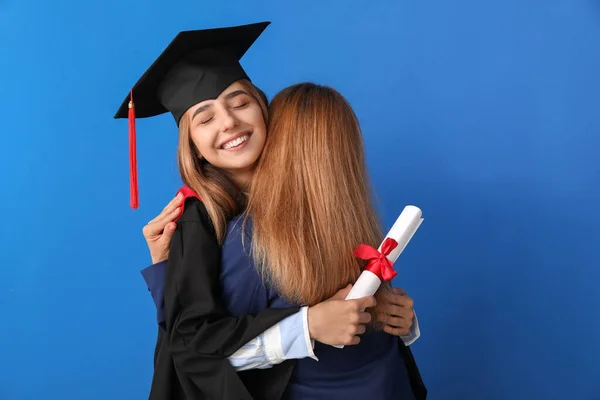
top-left (333, 205), bottom-right (423, 349)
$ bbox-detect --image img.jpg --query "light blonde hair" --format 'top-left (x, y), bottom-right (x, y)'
top-left (177, 79), bottom-right (269, 243)
top-left (247, 82), bottom-right (385, 306)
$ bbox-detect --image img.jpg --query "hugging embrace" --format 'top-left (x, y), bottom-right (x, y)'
top-left (114, 21), bottom-right (427, 400)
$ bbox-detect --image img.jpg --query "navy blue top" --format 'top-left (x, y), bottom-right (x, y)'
top-left (143, 215), bottom-right (415, 399)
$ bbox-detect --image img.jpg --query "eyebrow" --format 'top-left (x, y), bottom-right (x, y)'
top-left (191, 90), bottom-right (249, 121)
top-left (192, 104), bottom-right (211, 120)
top-left (225, 90), bottom-right (248, 100)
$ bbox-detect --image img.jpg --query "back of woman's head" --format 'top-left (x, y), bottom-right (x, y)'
top-left (247, 82), bottom-right (384, 305)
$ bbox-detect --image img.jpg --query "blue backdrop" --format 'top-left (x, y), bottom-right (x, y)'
top-left (1, 0), bottom-right (599, 399)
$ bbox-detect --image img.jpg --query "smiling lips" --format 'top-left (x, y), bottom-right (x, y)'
top-left (221, 133), bottom-right (250, 150)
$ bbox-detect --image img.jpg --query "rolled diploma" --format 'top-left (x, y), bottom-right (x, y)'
top-left (333, 205), bottom-right (423, 348)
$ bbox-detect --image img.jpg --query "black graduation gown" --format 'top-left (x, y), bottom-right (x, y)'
top-left (399, 339), bottom-right (428, 400)
top-left (148, 196), bottom-right (301, 400)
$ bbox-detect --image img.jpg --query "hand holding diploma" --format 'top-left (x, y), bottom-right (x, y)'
top-left (334, 205), bottom-right (423, 348)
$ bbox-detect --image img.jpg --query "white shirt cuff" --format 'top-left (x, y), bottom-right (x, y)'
top-left (400, 311), bottom-right (421, 346)
top-left (301, 306), bottom-right (318, 361)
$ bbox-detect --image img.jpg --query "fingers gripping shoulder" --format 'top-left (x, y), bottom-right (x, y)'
top-left (174, 185), bottom-right (208, 224)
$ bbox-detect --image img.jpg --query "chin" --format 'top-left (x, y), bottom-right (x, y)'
top-left (234, 147), bottom-right (261, 165)
top-left (231, 156), bottom-right (260, 170)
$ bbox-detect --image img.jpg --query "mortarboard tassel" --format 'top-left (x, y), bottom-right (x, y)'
top-left (128, 90), bottom-right (139, 209)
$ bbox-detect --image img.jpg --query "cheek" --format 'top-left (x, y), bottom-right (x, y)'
top-left (246, 108), bottom-right (266, 136)
top-left (190, 127), bottom-right (216, 155)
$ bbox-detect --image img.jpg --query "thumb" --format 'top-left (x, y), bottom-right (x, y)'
top-left (161, 223), bottom-right (177, 240)
top-left (330, 284), bottom-right (353, 301)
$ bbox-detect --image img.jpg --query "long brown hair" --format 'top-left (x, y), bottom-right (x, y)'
top-left (247, 83), bottom-right (384, 306)
top-left (177, 79), bottom-right (269, 243)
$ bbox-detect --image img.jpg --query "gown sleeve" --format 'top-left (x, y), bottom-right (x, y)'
top-left (160, 197), bottom-right (300, 397)
top-left (141, 261), bottom-right (167, 330)
top-left (141, 262), bottom-right (316, 371)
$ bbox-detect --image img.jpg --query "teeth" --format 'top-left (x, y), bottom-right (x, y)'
top-left (222, 135), bottom-right (248, 149)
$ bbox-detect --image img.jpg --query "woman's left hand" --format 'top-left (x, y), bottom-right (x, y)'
top-left (374, 287), bottom-right (415, 336)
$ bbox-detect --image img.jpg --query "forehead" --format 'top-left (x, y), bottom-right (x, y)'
top-left (186, 80), bottom-right (251, 120)
top-left (194, 80), bottom-right (248, 108)
top-left (220, 80), bottom-right (247, 95)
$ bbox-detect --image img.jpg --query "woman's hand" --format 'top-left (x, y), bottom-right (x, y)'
top-left (307, 285), bottom-right (377, 346)
top-left (374, 287), bottom-right (415, 336)
top-left (142, 193), bottom-right (183, 264)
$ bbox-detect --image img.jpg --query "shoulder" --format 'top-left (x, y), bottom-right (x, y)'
top-left (174, 185), bottom-right (212, 229)
top-left (169, 186), bottom-right (220, 251)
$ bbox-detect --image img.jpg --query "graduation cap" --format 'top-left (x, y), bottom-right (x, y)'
top-left (114, 21), bottom-right (271, 209)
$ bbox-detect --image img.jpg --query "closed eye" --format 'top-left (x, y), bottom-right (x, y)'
top-left (232, 102), bottom-right (249, 109)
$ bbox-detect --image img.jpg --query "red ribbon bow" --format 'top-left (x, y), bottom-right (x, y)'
top-left (353, 237), bottom-right (399, 281)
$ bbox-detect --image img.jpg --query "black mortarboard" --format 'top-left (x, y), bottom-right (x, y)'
top-left (114, 21), bottom-right (271, 209)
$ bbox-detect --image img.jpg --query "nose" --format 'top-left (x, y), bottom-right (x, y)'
top-left (220, 108), bottom-right (238, 131)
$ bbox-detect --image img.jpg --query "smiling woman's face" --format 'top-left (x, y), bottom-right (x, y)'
top-left (185, 80), bottom-right (267, 185)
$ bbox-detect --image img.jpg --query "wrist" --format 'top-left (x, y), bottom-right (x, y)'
top-left (307, 306), bottom-right (320, 341)
top-left (151, 255), bottom-right (167, 264)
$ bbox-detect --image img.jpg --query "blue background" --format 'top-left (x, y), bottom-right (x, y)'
top-left (1, 0), bottom-right (599, 399)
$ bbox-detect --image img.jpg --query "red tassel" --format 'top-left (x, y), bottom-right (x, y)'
top-left (128, 90), bottom-right (139, 209)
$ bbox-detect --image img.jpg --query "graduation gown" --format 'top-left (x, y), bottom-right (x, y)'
top-left (148, 194), bottom-right (301, 400)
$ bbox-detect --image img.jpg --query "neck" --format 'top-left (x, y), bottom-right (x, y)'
top-left (227, 167), bottom-right (255, 191)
